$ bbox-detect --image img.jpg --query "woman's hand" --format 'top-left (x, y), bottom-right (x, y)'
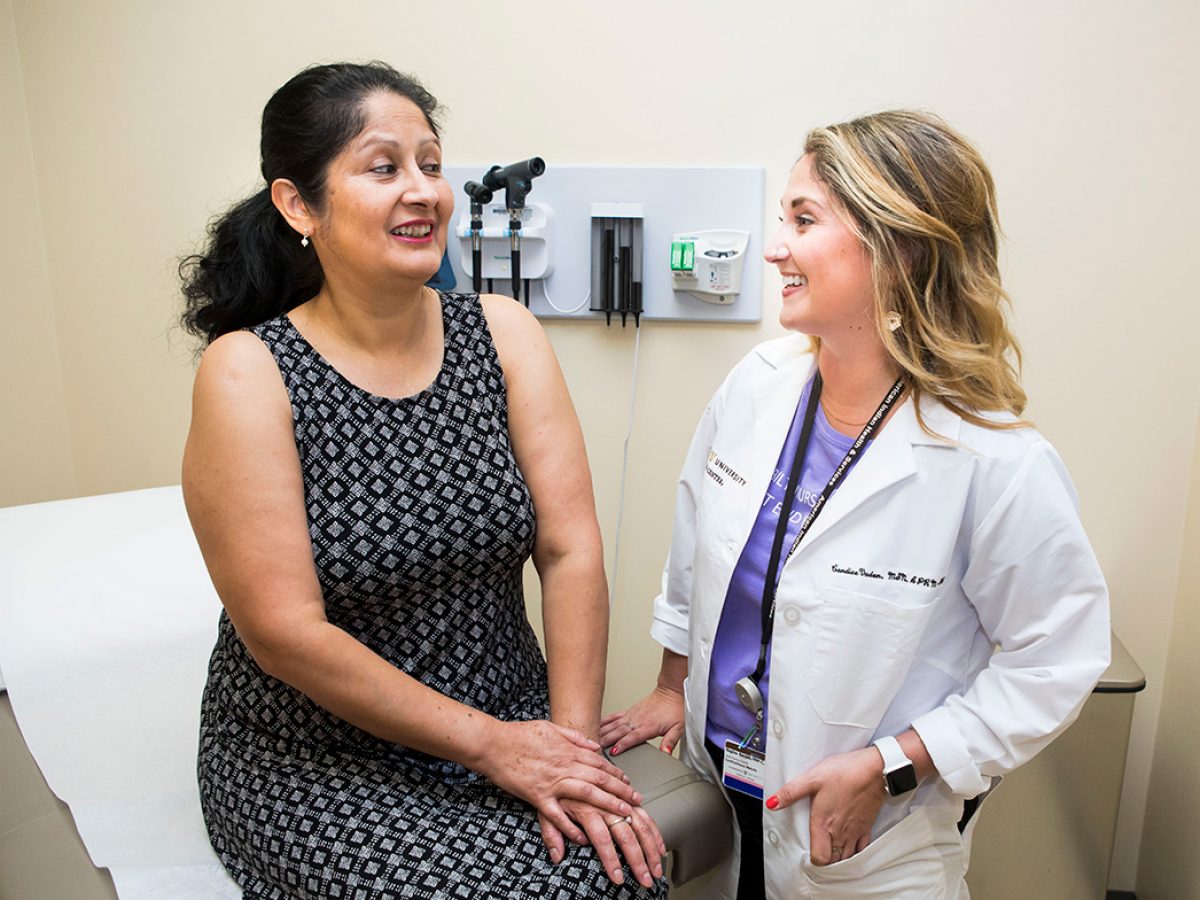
top-left (600, 685), bottom-right (686, 755)
top-left (473, 719), bottom-right (641, 845)
top-left (766, 747), bottom-right (886, 866)
top-left (539, 801), bottom-right (666, 888)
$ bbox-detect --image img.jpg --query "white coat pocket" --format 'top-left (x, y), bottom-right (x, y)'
top-left (799, 806), bottom-right (964, 898)
top-left (802, 586), bottom-right (937, 728)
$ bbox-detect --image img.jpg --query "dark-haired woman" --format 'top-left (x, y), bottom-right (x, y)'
top-left (182, 62), bottom-right (665, 899)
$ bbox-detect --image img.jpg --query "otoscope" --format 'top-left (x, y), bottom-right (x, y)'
top-left (462, 181), bottom-right (494, 294)
top-left (482, 157), bottom-right (545, 306)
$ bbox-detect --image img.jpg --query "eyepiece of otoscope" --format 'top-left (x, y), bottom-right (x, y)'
top-left (482, 157), bottom-right (546, 192)
top-left (463, 181), bottom-right (494, 204)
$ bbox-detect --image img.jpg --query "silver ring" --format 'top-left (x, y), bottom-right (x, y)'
top-left (606, 815), bottom-right (633, 827)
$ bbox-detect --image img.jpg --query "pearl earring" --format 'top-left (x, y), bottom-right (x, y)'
top-left (885, 311), bottom-right (902, 332)
top-left (300, 232), bottom-right (310, 248)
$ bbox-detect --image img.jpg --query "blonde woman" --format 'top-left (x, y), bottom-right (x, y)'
top-left (602, 110), bottom-right (1110, 899)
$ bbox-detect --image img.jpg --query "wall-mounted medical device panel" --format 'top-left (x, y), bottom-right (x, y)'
top-left (445, 166), bottom-right (763, 323)
top-left (456, 201), bottom-right (554, 281)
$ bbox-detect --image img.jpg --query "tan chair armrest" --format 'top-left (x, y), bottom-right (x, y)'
top-left (609, 741), bottom-right (733, 886)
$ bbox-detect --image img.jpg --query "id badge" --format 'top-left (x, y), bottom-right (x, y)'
top-left (722, 739), bottom-right (766, 800)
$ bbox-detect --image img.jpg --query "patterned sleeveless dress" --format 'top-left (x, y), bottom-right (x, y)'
top-left (197, 292), bottom-right (664, 900)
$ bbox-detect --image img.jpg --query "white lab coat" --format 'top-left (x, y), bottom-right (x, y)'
top-left (651, 336), bottom-right (1111, 899)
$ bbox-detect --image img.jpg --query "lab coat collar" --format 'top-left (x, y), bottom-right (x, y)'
top-left (750, 336), bottom-right (962, 554)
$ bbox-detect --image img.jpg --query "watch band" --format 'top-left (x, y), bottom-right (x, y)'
top-left (873, 735), bottom-right (918, 796)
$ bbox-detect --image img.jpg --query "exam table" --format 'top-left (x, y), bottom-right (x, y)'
top-left (0, 488), bottom-right (731, 899)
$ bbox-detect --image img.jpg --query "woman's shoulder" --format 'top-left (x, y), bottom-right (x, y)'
top-left (945, 406), bottom-right (1076, 495)
top-left (720, 333), bottom-right (813, 391)
top-left (185, 328), bottom-right (295, 483)
top-left (193, 328), bottom-right (287, 407)
top-left (475, 291), bottom-right (539, 336)
top-left (472, 292), bottom-right (550, 373)
top-left (953, 407), bottom-right (1048, 456)
top-left (748, 332), bottom-right (813, 370)
top-left (683, 334), bottom-right (813, 428)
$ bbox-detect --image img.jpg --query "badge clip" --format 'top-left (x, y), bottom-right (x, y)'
top-left (734, 676), bottom-right (763, 716)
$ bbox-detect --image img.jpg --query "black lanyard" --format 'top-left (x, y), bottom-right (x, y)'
top-left (748, 371), bottom-right (906, 686)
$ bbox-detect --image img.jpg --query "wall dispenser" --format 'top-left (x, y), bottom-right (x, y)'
top-left (670, 229), bottom-right (750, 305)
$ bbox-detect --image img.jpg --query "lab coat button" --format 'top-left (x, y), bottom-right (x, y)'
top-left (767, 829), bottom-right (780, 846)
top-left (782, 606), bottom-right (800, 626)
top-left (772, 719), bottom-right (783, 736)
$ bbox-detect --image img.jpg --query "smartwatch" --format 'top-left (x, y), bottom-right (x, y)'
top-left (873, 735), bottom-right (918, 796)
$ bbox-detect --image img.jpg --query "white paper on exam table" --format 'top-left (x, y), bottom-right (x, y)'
top-left (0, 486), bottom-right (240, 898)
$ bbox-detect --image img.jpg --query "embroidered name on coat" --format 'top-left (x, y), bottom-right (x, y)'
top-left (831, 563), bottom-right (945, 588)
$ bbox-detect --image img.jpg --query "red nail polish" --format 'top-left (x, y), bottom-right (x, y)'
top-left (766, 795), bottom-right (779, 810)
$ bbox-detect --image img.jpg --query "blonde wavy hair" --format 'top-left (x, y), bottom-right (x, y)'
top-left (802, 109), bottom-right (1027, 433)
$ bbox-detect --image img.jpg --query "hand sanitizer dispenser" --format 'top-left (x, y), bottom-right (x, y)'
top-left (669, 229), bottom-right (750, 305)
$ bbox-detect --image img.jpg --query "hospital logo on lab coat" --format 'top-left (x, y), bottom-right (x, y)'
top-left (706, 451), bottom-right (748, 487)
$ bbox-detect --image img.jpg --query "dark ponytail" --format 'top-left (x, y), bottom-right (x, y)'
top-left (180, 188), bottom-right (321, 343)
top-left (180, 62), bottom-right (441, 345)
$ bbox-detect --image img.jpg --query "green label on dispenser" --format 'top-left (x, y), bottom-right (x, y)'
top-left (681, 241), bottom-right (695, 271)
top-left (670, 241), bottom-right (684, 270)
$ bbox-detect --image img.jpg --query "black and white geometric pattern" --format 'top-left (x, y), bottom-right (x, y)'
top-left (198, 293), bottom-right (664, 899)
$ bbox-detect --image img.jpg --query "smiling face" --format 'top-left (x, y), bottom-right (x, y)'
top-left (308, 91), bottom-right (453, 291)
top-left (765, 155), bottom-right (878, 345)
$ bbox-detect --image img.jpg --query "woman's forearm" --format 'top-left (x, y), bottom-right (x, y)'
top-left (656, 648), bottom-right (688, 694)
top-left (539, 548), bottom-right (609, 739)
top-left (252, 619), bottom-right (499, 770)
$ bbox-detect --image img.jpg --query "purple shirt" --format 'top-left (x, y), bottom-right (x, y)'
top-left (705, 377), bottom-right (857, 750)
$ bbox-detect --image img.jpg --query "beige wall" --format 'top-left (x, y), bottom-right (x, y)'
top-left (1136, 414), bottom-right (1200, 899)
top-left (0, 0), bottom-right (75, 506)
top-left (4, 0), bottom-right (1199, 890)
